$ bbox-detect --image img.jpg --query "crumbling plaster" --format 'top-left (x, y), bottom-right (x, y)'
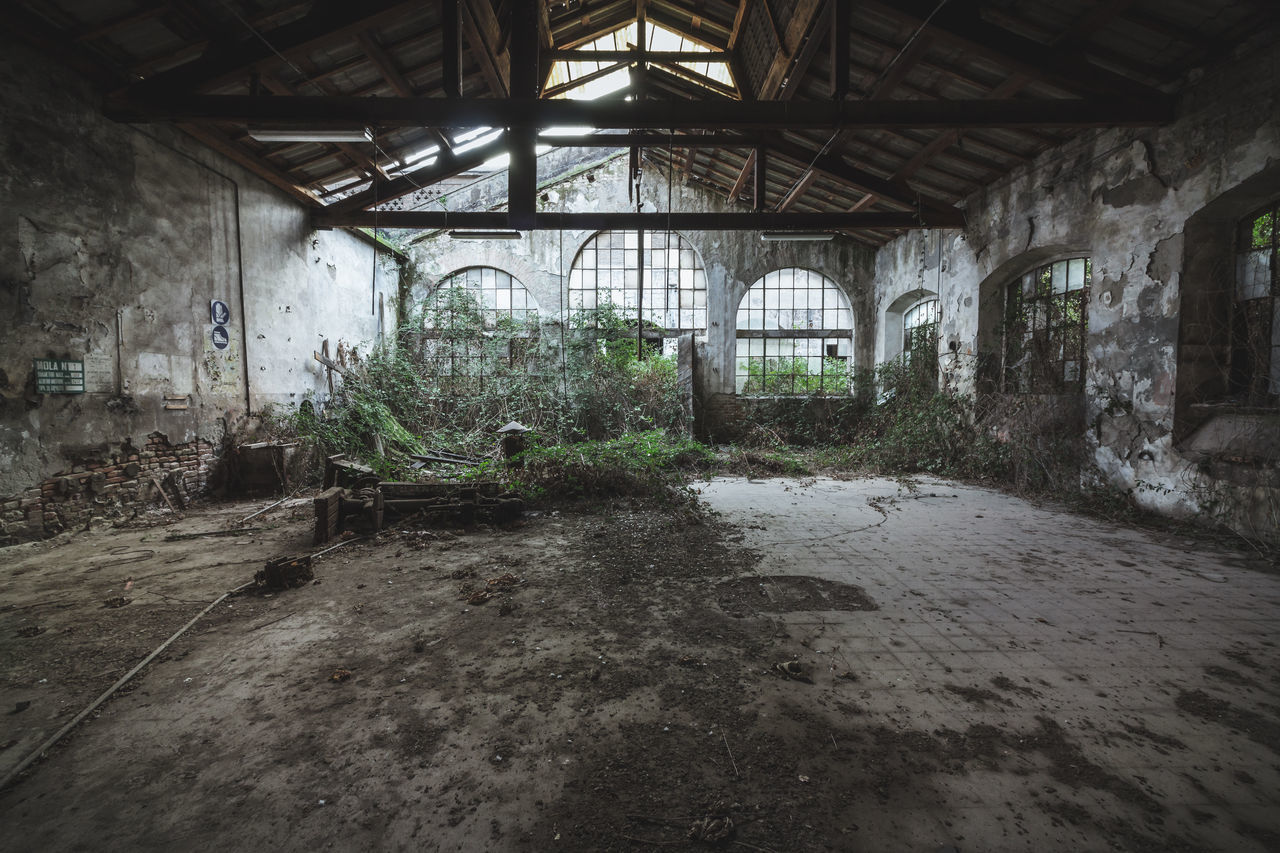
top-left (406, 155), bottom-right (877, 402)
top-left (0, 37), bottom-right (398, 498)
top-left (872, 38), bottom-right (1280, 527)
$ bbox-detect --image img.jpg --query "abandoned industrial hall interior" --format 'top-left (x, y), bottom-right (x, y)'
top-left (3, 0), bottom-right (1280, 850)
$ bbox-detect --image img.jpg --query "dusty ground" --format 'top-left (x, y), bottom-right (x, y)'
top-left (1, 478), bottom-right (1278, 852)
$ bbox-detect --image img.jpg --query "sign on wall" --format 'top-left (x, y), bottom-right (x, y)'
top-left (210, 299), bottom-right (230, 326)
top-left (210, 299), bottom-right (231, 351)
top-left (34, 358), bottom-right (85, 394)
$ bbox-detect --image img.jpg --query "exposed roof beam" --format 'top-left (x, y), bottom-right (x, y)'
top-left (548, 49), bottom-right (730, 62)
top-left (728, 150), bottom-right (756, 202)
top-left (757, 0), bottom-right (826, 99)
top-left (727, 0), bottom-right (749, 49)
top-left (460, 0), bottom-right (509, 96)
top-left (862, 0), bottom-right (1166, 100)
top-left (356, 31), bottom-right (416, 98)
top-left (315, 210), bottom-right (964, 229)
top-left (762, 133), bottom-right (955, 217)
top-left (109, 93), bottom-right (1175, 129)
top-left (323, 131), bottom-right (511, 216)
top-left (777, 170), bottom-right (819, 211)
top-left (120, 0), bottom-right (421, 94)
top-left (179, 125), bottom-right (320, 207)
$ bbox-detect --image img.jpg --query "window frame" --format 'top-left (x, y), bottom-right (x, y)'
top-left (734, 268), bottom-right (854, 396)
top-left (1001, 257), bottom-right (1091, 394)
top-left (1232, 201), bottom-right (1279, 406)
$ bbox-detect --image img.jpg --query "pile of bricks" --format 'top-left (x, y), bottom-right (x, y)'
top-left (0, 431), bottom-right (217, 542)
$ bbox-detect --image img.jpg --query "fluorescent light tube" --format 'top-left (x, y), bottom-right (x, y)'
top-left (248, 128), bottom-right (373, 143)
top-left (760, 232), bottom-right (836, 242)
top-left (447, 230), bottom-right (523, 240)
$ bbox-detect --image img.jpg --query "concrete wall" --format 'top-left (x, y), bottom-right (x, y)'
top-left (406, 155), bottom-right (877, 431)
top-left (871, 39), bottom-right (1280, 535)
top-left (0, 36), bottom-right (398, 532)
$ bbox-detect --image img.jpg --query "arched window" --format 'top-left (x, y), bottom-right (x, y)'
top-left (1234, 202), bottom-right (1278, 405)
top-left (902, 296), bottom-right (940, 369)
top-left (735, 268), bottom-right (853, 395)
top-left (421, 267), bottom-right (539, 390)
top-left (1002, 258), bottom-right (1090, 393)
top-left (568, 230), bottom-right (707, 351)
top-left (427, 267), bottom-right (538, 328)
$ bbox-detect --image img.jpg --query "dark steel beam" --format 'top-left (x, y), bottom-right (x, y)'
top-left (106, 94), bottom-right (1176, 129)
top-left (314, 210), bottom-right (965, 229)
top-left (548, 50), bottom-right (731, 63)
top-left (541, 133), bottom-right (759, 147)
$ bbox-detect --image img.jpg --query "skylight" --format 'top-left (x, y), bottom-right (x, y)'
top-left (544, 20), bottom-right (735, 101)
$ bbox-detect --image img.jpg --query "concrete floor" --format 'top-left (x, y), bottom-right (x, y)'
top-left (1, 476), bottom-right (1278, 851)
top-left (697, 476), bottom-right (1280, 850)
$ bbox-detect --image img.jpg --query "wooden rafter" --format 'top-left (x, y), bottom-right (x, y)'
top-left (120, 0), bottom-right (422, 94)
top-left (460, 0), bottom-right (510, 97)
top-left (862, 0), bottom-right (1165, 100)
top-left (757, 0), bottom-right (826, 100)
top-left (179, 124), bottom-right (319, 207)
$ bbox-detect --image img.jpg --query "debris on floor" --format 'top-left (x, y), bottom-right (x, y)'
top-left (255, 555), bottom-right (314, 590)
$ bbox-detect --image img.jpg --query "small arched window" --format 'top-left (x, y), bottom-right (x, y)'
top-left (903, 297), bottom-right (939, 360)
top-left (735, 268), bottom-right (853, 395)
top-left (1234, 203), bottom-right (1278, 405)
top-left (1002, 258), bottom-right (1090, 393)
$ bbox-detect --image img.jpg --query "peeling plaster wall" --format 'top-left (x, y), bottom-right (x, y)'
top-left (406, 155), bottom-right (876, 426)
top-left (0, 37), bottom-right (398, 504)
top-left (873, 40), bottom-right (1280, 532)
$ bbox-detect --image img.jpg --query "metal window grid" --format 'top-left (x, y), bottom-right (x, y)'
top-left (1002, 258), bottom-right (1091, 393)
top-left (734, 268), bottom-right (853, 395)
top-left (568, 230), bottom-right (709, 343)
top-left (1234, 202), bottom-right (1279, 403)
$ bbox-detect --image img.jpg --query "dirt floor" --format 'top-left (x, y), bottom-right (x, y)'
top-left (1, 478), bottom-right (1278, 852)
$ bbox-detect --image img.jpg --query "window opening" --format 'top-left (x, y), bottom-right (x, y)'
top-left (1234, 202), bottom-right (1279, 405)
top-left (545, 21), bottom-right (735, 101)
top-left (735, 268), bottom-right (853, 395)
top-left (568, 230), bottom-right (708, 354)
top-left (1002, 258), bottom-right (1090, 393)
top-left (902, 297), bottom-right (940, 382)
top-left (421, 267), bottom-right (539, 392)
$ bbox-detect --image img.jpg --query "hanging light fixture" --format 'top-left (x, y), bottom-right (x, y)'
top-left (248, 128), bottom-right (373, 143)
top-left (759, 232), bottom-right (836, 242)
top-left (447, 230), bottom-right (523, 240)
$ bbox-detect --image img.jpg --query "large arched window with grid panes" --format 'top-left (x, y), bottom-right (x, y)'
top-left (567, 230), bottom-right (707, 352)
top-left (420, 267), bottom-right (539, 392)
top-left (735, 268), bottom-right (853, 395)
top-left (1001, 257), bottom-right (1090, 393)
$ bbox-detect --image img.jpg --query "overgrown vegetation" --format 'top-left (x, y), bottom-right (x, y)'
top-left (268, 287), bottom-right (697, 494)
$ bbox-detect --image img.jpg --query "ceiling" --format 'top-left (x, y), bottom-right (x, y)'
top-left (13, 0), bottom-right (1277, 246)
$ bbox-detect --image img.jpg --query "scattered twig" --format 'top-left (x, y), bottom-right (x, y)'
top-left (311, 537), bottom-right (363, 559)
top-left (247, 612), bottom-right (297, 632)
top-left (618, 835), bottom-right (684, 846)
top-left (733, 842), bottom-right (780, 853)
top-left (722, 730), bottom-right (739, 777)
top-left (240, 495), bottom-right (291, 524)
top-left (163, 528), bottom-right (260, 541)
top-left (150, 477), bottom-right (179, 514)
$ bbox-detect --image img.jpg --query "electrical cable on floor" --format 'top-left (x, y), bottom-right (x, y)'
top-left (0, 579), bottom-right (256, 792)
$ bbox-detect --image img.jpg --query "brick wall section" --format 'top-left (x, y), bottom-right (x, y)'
top-left (0, 432), bottom-right (217, 542)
